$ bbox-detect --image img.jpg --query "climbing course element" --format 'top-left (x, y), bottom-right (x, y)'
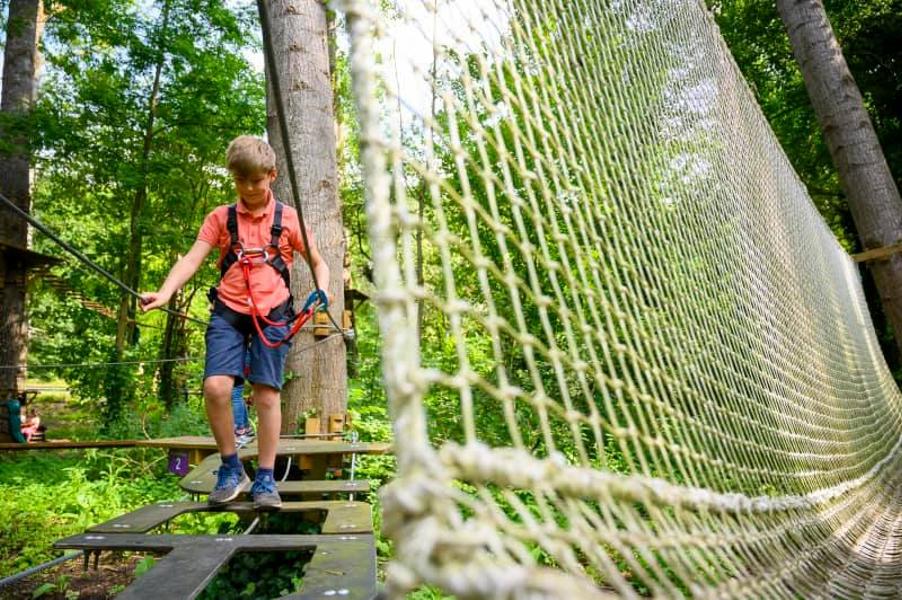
top-left (343, 0), bottom-right (902, 597)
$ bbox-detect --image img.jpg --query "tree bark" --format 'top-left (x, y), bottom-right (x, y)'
top-left (0, 0), bottom-right (43, 396)
top-left (263, 0), bottom-right (347, 432)
top-left (777, 0), bottom-right (902, 354)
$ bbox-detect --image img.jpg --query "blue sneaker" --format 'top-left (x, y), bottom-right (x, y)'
top-left (208, 462), bottom-right (250, 505)
top-left (251, 474), bottom-right (282, 510)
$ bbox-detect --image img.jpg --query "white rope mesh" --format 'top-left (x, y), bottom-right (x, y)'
top-left (341, 0), bottom-right (902, 597)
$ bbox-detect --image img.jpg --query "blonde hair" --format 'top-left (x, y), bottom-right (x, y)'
top-left (226, 135), bottom-right (276, 176)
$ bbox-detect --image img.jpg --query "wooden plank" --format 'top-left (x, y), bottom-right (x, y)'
top-left (119, 544), bottom-right (231, 600)
top-left (180, 475), bottom-right (369, 496)
top-left (87, 501), bottom-right (373, 534)
top-left (852, 242), bottom-right (902, 263)
top-left (313, 311), bottom-right (331, 337)
top-left (305, 417), bottom-right (321, 436)
top-left (320, 503), bottom-right (373, 535)
top-left (0, 440), bottom-right (140, 451)
top-left (137, 436), bottom-right (219, 450)
top-left (139, 436), bottom-right (391, 456)
top-left (284, 535), bottom-right (377, 600)
top-left (54, 533), bottom-right (377, 600)
top-left (0, 241), bottom-right (59, 269)
top-left (179, 440), bottom-right (388, 494)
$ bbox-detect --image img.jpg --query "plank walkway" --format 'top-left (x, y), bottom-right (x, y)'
top-left (56, 533), bottom-right (376, 599)
top-left (49, 437), bottom-right (384, 598)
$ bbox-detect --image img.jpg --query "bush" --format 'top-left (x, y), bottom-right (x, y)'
top-left (0, 450), bottom-right (183, 577)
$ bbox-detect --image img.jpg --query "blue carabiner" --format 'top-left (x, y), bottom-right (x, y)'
top-left (302, 289), bottom-right (328, 313)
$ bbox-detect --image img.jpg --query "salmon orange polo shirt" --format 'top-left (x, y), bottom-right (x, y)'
top-left (198, 190), bottom-right (310, 316)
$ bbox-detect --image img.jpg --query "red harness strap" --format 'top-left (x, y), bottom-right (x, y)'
top-left (237, 252), bottom-right (323, 349)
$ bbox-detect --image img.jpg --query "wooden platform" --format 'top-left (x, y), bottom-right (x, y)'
top-left (0, 440), bottom-right (140, 451)
top-left (141, 436), bottom-right (391, 469)
top-left (55, 533), bottom-right (377, 600)
top-left (181, 477), bottom-right (370, 496)
top-left (184, 452), bottom-right (366, 493)
top-left (0, 436), bottom-right (390, 453)
top-left (140, 436), bottom-right (391, 455)
top-left (88, 501), bottom-right (373, 535)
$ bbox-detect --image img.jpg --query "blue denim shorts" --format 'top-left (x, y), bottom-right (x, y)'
top-left (203, 312), bottom-right (292, 390)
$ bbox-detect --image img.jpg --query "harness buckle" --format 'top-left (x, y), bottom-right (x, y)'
top-left (235, 245), bottom-right (267, 265)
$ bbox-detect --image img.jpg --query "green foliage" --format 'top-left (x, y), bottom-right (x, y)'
top-left (710, 0), bottom-right (902, 369)
top-left (133, 555), bottom-right (156, 578)
top-left (26, 0), bottom-right (264, 422)
top-left (197, 551), bottom-right (311, 600)
top-left (0, 450), bottom-right (183, 577)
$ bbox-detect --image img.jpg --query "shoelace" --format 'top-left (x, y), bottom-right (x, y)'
top-left (251, 476), bottom-right (277, 494)
top-left (214, 466), bottom-right (241, 488)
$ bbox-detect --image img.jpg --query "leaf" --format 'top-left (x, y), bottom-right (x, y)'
top-left (134, 555), bottom-right (156, 577)
top-left (31, 583), bottom-right (56, 599)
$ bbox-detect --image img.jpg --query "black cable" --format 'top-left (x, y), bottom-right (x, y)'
top-left (0, 553), bottom-right (81, 589)
top-left (256, 0), bottom-right (347, 339)
top-left (0, 191), bottom-right (207, 326)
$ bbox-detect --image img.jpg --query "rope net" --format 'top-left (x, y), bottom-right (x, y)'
top-left (343, 0), bottom-right (902, 597)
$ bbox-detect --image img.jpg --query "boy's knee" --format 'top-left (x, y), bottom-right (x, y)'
top-left (204, 376), bottom-right (233, 403)
top-left (252, 384), bottom-right (280, 410)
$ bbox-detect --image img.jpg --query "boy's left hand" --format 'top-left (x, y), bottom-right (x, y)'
top-left (303, 289), bottom-right (329, 311)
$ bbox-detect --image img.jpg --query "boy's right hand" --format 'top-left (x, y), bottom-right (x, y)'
top-left (139, 291), bottom-right (170, 312)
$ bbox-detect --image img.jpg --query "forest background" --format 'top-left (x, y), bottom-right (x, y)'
top-left (0, 0), bottom-right (899, 594)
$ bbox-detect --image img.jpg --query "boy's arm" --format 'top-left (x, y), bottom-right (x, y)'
top-left (140, 239), bottom-right (214, 311)
top-left (305, 235), bottom-right (331, 300)
top-left (293, 225), bottom-right (331, 300)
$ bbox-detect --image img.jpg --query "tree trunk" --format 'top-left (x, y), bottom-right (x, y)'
top-left (158, 289), bottom-right (181, 409)
top-left (0, 0), bottom-right (43, 396)
top-left (263, 0), bottom-right (346, 432)
top-left (777, 0), bottom-right (902, 354)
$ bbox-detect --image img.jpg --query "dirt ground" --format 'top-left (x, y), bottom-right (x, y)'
top-left (1, 552), bottom-right (154, 600)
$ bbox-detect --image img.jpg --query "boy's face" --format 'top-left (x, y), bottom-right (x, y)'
top-left (233, 168), bottom-right (276, 205)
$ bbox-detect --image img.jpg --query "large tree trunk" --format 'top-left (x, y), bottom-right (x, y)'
top-left (777, 0), bottom-right (902, 354)
top-left (263, 0), bottom-right (347, 432)
top-left (0, 0), bottom-right (43, 396)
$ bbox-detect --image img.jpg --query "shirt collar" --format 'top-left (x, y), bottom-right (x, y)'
top-left (236, 189), bottom-right (274, 218)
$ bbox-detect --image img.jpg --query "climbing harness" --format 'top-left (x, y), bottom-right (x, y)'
top-left (211, 200), bottom-right (328, 349)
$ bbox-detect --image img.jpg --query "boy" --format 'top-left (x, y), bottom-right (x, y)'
top-left (141, 136), bottom-right (330, 509)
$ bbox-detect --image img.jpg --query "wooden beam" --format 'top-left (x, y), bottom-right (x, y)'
top-left (0, 241), bottom-right (59, 271)
top-left (0, 440), bottom-right (140, 451)
top-left (851, 243), bottom-right (902, 263)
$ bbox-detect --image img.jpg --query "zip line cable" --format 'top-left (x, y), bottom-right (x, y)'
top-left (256, 0), bottom-right (348, 341)
top-left (0, 191), bottom-right (207, 327)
